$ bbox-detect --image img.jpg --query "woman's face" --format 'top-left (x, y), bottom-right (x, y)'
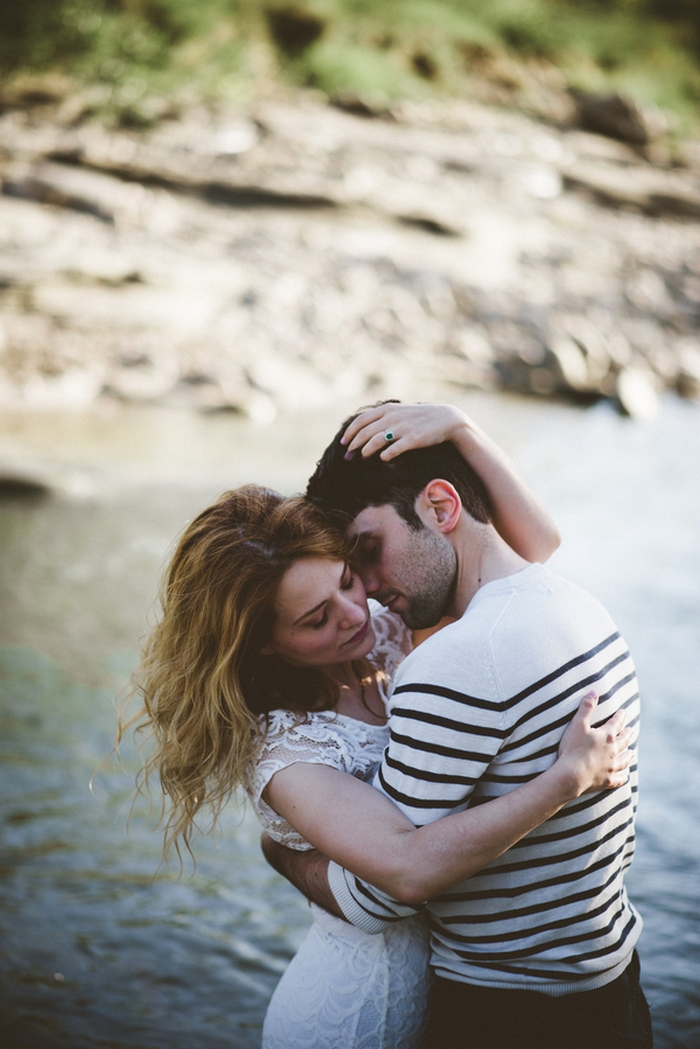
top-left (266, 558), bottom-right (375, 667)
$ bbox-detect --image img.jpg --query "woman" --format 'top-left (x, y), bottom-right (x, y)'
top-left (126, 403), bottom-right (632, 1049)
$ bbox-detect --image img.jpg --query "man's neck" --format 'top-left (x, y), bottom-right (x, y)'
top-left (449, 523), bottom-right (531, 619)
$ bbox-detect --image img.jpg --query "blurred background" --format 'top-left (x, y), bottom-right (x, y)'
top-left (1, 2), bottom-right (699, 1047)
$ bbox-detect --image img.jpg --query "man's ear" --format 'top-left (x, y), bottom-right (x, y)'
top-left (418, 480), bottom-right (461, 534)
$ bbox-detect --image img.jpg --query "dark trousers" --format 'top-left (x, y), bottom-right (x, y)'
top-left (423, 951), bottom-right (653, 1049)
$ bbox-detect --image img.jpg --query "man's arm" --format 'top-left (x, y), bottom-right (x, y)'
top-left (260, 833), bottom-right (344, 919)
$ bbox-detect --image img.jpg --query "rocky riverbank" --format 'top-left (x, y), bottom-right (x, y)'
top-left (1, 87), bottom-right (699, 424)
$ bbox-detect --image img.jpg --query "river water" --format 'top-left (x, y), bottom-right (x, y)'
top-left (0, 392), bottom-right (698, 1049)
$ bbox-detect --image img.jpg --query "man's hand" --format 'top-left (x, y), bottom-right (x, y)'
top-left (261, 833), bottom-right (347, 920)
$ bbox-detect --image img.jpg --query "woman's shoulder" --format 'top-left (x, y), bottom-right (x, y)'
top-left (252, 704), bottom-right (390, 793)
top-left (248, 709), bottom-right (348, 809)
top-left (262, 706), bottom-right (339, 745)
top-left (247, 710), bottom-right (350, 851)
top-left (260, 706), bottom-right (386, 755)
top-left (256, 707), bottom-right (375, 780)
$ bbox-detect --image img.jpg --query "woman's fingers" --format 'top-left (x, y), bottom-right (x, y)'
top-left (604, 707), bottom-right (627, 739)
top-left (613, 750), bottom-right (632, 783)
top-left (342, 404), bottom-right (457, 461)
top-left (342, 415), bottom-right (402, 460)
top-left (608, 733), bottom-right (633, 786)
top-left (344, 426), bottom-right (407, 461)
top-left (612, 743), bottom-right (632, 769)
top-left (617, 730), bottom-right (638, 763)
top-left (344, 419), bottom-right (417, 461)
top-left (341, 405), bottom-right (391, 446)
top-left (618, 747), bottom-right (633, 770)
top-left (575, 690), bottom-right (599, 724)
top-left (600, 748), bottom-right (631, 789)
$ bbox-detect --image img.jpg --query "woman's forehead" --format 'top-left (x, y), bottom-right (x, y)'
top-left (275, 557), bottom-right (345, 615)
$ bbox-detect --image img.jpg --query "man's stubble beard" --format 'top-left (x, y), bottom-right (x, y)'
top-left (399, 527), bottom-right (457, 631)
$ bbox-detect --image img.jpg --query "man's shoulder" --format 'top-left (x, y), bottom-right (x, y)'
top-left (468, 563), bottom-right (611, 627)
top-left (393, 566), bottom-right (551, 676)
top-left (393, 564), bottom-right (616, 691)
top-left (391, 615), bottom-right (493, 698)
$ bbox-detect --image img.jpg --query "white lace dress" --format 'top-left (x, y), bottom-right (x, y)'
top-left (248, 606), bottom-right (430, 1049)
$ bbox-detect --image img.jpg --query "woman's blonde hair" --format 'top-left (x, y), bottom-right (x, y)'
top-left (123, 484), bottom-right (352, 859)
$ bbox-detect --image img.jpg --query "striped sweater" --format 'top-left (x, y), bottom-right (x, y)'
top-left (328, 563), bottom-right (642, 994)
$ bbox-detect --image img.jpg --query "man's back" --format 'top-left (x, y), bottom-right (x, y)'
top-left (336, 564), bottom-right (642, 993)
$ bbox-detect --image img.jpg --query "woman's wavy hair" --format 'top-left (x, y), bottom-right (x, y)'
top-left (121, 484), bottom-right (353, 860)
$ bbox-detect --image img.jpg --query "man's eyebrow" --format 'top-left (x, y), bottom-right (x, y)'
top-left (354, 533), bottom-right (380, 562)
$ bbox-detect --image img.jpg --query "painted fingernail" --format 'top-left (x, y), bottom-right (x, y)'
top-left (344, 451), bottom-right (354, 461)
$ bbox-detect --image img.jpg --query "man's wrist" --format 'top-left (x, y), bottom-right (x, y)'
top-left (260, 834), bottom-right (346, 918)
top-left (327, 862), bottom-right (392, 933)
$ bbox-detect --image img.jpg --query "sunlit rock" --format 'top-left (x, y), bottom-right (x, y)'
top-left (616, 366), bottom-right (660, 420)
top-left (677, 346), bottom-right (700, 400)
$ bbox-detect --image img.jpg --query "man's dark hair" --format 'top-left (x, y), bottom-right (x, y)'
top-left (306, 404), bottom-right (492, 530)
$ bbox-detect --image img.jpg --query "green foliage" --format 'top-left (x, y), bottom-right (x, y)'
top-left (298, 39), bottom-right (415, 96)
top-left (1, 0), bottom-right (699, 133)
top-left (488, 0), bottom-right (562, 60)
top-left (0, 0), bottom-right (182, 72)
top-left (0, 0), bottom-right (93, 69)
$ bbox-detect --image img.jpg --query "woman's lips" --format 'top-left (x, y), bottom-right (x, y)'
top-left (345, 618), bottom-right (370, 646)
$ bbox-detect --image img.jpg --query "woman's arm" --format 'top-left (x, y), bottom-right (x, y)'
top-left (263, 693), bottom-right (631, 906)
top-left (341, 403), bottom-right (560, 563)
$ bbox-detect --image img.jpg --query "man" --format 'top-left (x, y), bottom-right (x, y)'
top-left (265, 402), bottom-right (651, 1049)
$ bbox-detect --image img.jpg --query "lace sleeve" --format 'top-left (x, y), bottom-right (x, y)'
top-left (247, 705), bottom-right (391, 850)
top-left (247, 710), bottom-right (354, 851)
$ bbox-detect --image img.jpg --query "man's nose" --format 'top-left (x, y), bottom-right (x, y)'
top-left (357, 566), bottom-right (380, 596)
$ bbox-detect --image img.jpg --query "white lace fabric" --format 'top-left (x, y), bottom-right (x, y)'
top-left (247, 606), bottom-right (429, 1049)
top-left (262, 905), bottom-right (430, 1049)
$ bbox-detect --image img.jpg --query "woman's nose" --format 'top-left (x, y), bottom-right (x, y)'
top-left (339, 596), bottom-right (365, 627)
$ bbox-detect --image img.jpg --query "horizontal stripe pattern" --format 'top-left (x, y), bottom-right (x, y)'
top-left (336, 565), bottom-right (642, 992)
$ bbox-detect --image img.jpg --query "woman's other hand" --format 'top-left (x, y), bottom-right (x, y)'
top-left (557, 692), bottom-right (633, 796)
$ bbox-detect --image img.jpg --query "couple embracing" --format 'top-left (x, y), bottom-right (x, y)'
top-left (131, 401), bottom-right (651, 1049)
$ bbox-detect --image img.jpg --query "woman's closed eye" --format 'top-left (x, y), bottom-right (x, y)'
top-left (310, 610), bottom-right (329, 630)
top-left (341, 566), bottom-right (355, 591)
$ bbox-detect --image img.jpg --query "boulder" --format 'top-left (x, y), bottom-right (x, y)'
top-left (571, 91), bottom-right (667, 146)
top-left (677, 346), bottom-right (700, 399)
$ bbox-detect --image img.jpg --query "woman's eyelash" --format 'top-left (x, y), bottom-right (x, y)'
top-left (310, 569), bottom-right (353, 627)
